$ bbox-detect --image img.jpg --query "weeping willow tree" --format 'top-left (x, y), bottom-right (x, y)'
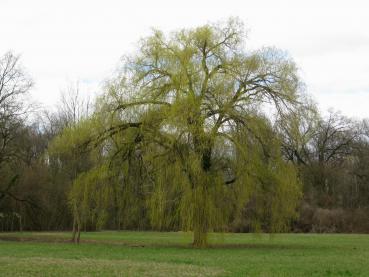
top-left (84, 18), bottom-right (303, 247)
top-left (50, 18), bottom-right (302, 247)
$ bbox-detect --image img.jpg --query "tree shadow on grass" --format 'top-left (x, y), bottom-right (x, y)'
top-left (0, 234), bottom-right (327, 251)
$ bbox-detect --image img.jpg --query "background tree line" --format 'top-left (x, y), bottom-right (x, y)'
top-left (1, 20), bottom-right (369, 245)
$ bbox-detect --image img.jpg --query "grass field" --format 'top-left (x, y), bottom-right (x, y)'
top-left (0, 231), bottom-right (368, 276)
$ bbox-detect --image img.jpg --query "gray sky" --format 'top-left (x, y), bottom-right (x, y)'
top-left (1, 0), bottom-right (369, 118)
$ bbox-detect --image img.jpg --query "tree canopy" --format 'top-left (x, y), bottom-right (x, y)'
top-left (53, 18), bottom-right (302, 247)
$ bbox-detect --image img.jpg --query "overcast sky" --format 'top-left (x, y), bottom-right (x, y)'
top-left (1, 0), bottom-right (369, 118)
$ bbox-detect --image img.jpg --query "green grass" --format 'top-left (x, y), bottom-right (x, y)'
top-left (0, 231), bottom-right (369, 276)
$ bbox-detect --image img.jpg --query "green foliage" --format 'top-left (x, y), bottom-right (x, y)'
top-left (69, 164), bottom-right (111, 230)
top-left (50, 18), bottom-right (303, 247)
top-left (48, 117), bottom-right (98, 158)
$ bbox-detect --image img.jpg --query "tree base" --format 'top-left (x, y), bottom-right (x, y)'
top-left (192, 231), bottom-right (208, 248)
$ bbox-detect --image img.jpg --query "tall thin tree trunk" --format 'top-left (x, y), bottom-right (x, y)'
top-left (19, 216), bottom-right (22, 232)
top-left (71, 216), bottom-right (76, 242)
top-left (71, 202), bottom-right (81, 244)
top-left (76, 220), bottom-right (81, 244)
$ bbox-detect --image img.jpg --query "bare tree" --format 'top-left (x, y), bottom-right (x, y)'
top-left (0, 51), bottom-right (33, 203)
top-left (40, 81), bottom-right (92, 139)
top-left (59, 81), bottom-right (92, 126)
top-left (313, 111), bottom-right (359, 165)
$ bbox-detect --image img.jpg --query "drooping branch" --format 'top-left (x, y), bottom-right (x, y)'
top-left (115, 100), bottom-right (171, 112)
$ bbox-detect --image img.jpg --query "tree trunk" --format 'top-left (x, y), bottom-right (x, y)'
top-left (192, 184), bottom-right (209, 248)
top-left (193, 223), bottom-right (208, 248)
top-left (19, 216), bottom-right (22, 232)
top-left (76, 222), bottom-right (81, 244)
top-left (190, 135), bottom-right (212, 248)
top-left (71, 202), bottom-right (81, 244)
top-left (71, 216), bottom-right (77, 242)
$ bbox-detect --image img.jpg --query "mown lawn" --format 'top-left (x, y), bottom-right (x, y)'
top-left (0, 231), bottom-right (368, 276)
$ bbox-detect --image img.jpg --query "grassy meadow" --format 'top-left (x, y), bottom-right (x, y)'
top-left (0, 231), bottom-right (368, 276)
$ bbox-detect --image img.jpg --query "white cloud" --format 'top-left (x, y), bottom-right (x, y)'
top-left (1, 0), bottom-right (369, 117)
